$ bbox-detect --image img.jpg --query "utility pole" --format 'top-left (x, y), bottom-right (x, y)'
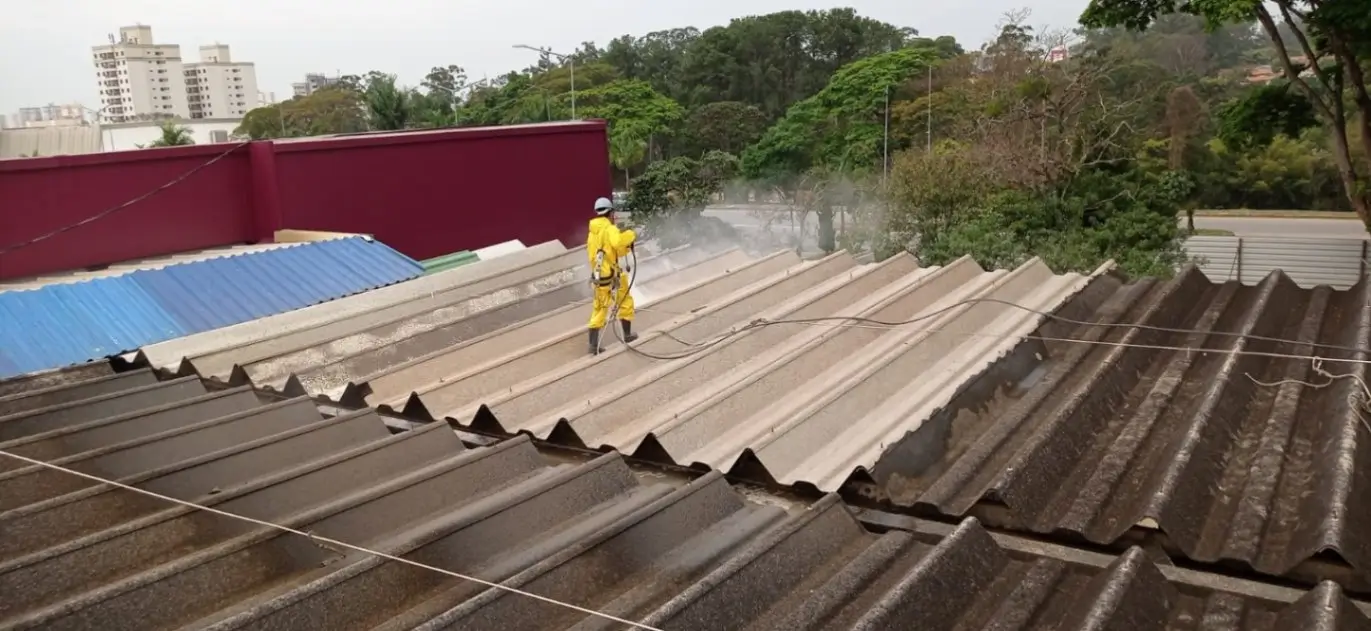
top-left (435, 78), bottom-right (490, 125)
top-left (513, 44), bottom-right (576, 120)
top-left (883, 84), bottom-right (890, 186)
top-left (926, 64), bottom-right (933, 152)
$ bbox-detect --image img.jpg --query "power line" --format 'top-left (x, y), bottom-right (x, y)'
top-left (0, 447), bottom-right (665, 631)
top-left (0, 141), bottom-right (250, 257)
top-left (620, 292), bottom-right (1371, 365)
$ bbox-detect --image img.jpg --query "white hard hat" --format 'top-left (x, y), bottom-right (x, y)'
top-left (593, 197), bottom-right (613, 215)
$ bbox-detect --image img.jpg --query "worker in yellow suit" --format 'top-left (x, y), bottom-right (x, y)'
top-left (586, 196), bottom-right (638, 355)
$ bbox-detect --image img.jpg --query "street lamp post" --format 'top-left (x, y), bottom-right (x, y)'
top-left (513, 44), bottom-right (575, 119)
top-left (81, 105), bottom-right (116, 151)
top-left (435, 77), bottom-right (490, 124)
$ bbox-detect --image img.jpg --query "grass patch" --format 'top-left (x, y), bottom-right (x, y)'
top-left (1189, 228), bottom-right (1235, 236)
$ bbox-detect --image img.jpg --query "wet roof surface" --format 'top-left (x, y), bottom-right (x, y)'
top-left (132, 241), bottom-right (1101, 497)
top-left (1, 366), bottom-right (1368, 630)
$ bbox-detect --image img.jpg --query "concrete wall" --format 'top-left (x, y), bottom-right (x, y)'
top-left (0, 121), bottom-right (612, 280)
top-left (105, 119), bottom-right (242, 151)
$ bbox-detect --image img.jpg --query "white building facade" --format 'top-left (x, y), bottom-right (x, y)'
top-left (291, 73), bottom-right (340, 98)
top-left (92, 25), bottom-right (190, 123)
top-left (185, 44), bottom-right (260, 120)
top-left (9, 103), bottom-right (88, 128)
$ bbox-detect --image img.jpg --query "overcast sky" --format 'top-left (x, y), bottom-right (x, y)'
top-left (1, 0), bottom-right (1088, 115)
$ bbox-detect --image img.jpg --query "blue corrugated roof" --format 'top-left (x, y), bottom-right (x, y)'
top-left (0, 237), bottom-right (422, 379)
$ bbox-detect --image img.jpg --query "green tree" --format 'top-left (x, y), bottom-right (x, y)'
top-left (1214, 81), bottom-right (1319, 149)
top-left (677, 9), bottom-right (917, 117)
top-left (148, 120), bottom-right (194, 147)
top-left (682, 101), bottom-right (767, 155)
top-left (743, 46), bottom-right (940, 179)
top-left (573, 79), bottom-right (684, 137)
top-left (609, 127), bottom-right (648, 187)
top-left (234, 87), bottom-right (367, 139)
top-left (363, 73), bottom-right (412, 131)
top-left (1081, 0), bottom-right (1371, 226)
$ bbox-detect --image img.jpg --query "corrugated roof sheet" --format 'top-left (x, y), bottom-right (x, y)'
top-left (0, 242), bottom-right (304, 293)
top-left (842, 265), bottom-right (1371, 583)
top-left (1, 365), bottom-right (1367, 630)
top-left (137, 241), bottom-right (572, 369)
top-left (137, 242), bottom-right (1102, 498)
top-left (136, 242), bottom-right (727, 395)
top-left (0, 236), bottom-right (422, 379)
top-left (318, 250), bottom-right (1098, 494)
top-left (145, 240), bottom-right (1371, 587)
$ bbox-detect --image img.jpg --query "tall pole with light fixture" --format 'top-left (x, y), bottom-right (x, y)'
top-left (513, 44), bottom-right (576, 119)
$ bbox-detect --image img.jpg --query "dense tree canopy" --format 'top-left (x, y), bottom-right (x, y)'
top-left (1082, 0), bottom-right (1371, 224)
top-left (229, 5), bottom-right (1371, 273)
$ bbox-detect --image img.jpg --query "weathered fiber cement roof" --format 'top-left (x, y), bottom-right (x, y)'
top-left (864, 266), bottom-right (1371, 584)
top-left (138, 238), bottom-right (1102, 496)
top-left (355, 251), bottom-right (1098, 493)
top-left (1, 367), bottom-right (1367, 630)
top-left (138, 241), bottom-right (729, 394)
top-left (114, 235), bottom-right (1371, 589)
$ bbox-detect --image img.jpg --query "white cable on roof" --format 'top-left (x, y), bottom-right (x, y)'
top-left (627, 301), bottom-right (1371, 366)
top-left (0, 448), bottom-right (666, 631)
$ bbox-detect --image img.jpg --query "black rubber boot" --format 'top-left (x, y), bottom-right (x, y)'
top-left (588, 328), bottom-right (601, 355)
top-left (621, 320), bottom-right (639, 343)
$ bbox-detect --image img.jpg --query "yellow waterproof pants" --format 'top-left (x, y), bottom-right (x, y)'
top-left (588, 272), bottom-right (634, 330)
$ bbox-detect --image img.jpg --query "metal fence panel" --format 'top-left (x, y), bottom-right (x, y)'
top-left (1183, 236), bottom-right (1367, 289)
top-left (1184, 236), bottom-right (1241, 284)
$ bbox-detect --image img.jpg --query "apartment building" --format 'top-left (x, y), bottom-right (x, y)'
top-left (291, 73), bottom-right (340, 98)
top-left (92, 25), bottom-right (190, 123)
top-left (6, 104), bottom-right (88, 129)
top-left (185, 44), bottom-right (260, 119)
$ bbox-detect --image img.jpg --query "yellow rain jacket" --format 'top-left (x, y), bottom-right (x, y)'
top-left (586, 216), bottom-right (636, 329)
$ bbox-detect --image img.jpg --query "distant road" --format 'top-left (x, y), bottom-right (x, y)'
top-left (1190, 216), bottom-right (1369, 238)
top-left (709, 204), bottom-right (1371, 239)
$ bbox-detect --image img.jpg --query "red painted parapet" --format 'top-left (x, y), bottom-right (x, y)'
top-left (0, 121), bottom-right (611, 280)
top-left (0, 145), bottom-right (258, 280)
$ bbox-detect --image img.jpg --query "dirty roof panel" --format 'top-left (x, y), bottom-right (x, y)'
top-left (137, 241), bottom-right (571, 369)
top-left (0, 236), bottom-right (423, 379)
top-left (134, 242), bottom-right (727, 399)
top-left (372, 250), bottom-right (1099, 495)
top-left (0, 366), bottom-right (1365, 630)
top-left (856, 265), bottom-right (1371, 582)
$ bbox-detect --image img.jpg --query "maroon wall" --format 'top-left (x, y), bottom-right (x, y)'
top-left (0, 145), bottom-right (258, 280)
top-left (272, 122), bottom-right (611, 261)
top-left (0, 121), bottom-right (611, 280)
